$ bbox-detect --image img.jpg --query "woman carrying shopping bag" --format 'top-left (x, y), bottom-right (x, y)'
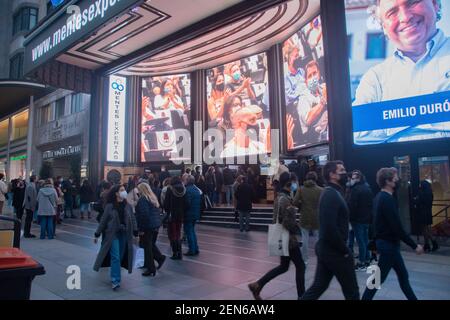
top-left (248, 172), bottom-right (306, 300)
top-left (135, 183), bottom-right (166, 277)
top-left (93, 184), bottom-right (138, 290)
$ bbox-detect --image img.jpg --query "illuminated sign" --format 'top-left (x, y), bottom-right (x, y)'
top-left (107, 75), bottom-right (126, 162)
top-left (43, 145), bottom-right (81, 159)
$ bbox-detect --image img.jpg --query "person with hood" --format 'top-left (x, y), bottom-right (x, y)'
top-left (163, 176), bottom-right (189, 260)
top-left (79, 180), bottom-right (94, 219)
top-left (293, 171), bottom-right (323, 264)
top-left (94, 184), bottom-right (138, 290)
top-left (347, 170), bottom-right (374, 270)
top-left (135, 183), bottom-right (166, 277)
top-left (415, 180), bottom-right (438, 253)
top-left (248, 172), bottom-right (306, 300)
top-left (22, 175), bottom-right (38, 238)
top-left (183, 175), bottom-right (201, 256)
top-left (37, 179), bottom-right (58, 239)
top-left (13, 178), bottom-right (26, 222)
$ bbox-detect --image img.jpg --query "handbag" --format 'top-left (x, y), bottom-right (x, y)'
top-left (267, 196), bottom-right (290, 257)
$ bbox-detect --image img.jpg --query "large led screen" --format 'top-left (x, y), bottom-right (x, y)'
top-left (283, 15), bottom-right (328, 150)
top-left (141, 74), bottom-right (191, 162)
top-left (346, 0), bottom-right (450, 145)
top-left (206, 52), bottom-right (270, 158)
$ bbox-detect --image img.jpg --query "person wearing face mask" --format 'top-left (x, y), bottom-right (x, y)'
top-left (93, 184), bottom-right (138, 290)
top-left (208, 73), bottom-right (232, 123)
top-left (161, 79), bottom-right (185, 111)
top-left (362, 168), bottom-right (424, 300)
top-left (248, 172), bottom-right (305, 300)
top-left (225, 63), bottom-right (256, 103)
top-left (300, 161), bottom-right (360, 300)
top-left (347, 170), bottom-right (374, 271)
top-left (297, 61), bottom-right (328, 145)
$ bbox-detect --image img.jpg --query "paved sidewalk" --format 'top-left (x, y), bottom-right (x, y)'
top-left (8, 211), bottom-right (447, 300)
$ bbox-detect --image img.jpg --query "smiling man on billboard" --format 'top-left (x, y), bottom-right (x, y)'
top-left (353, 0), bottom-right (450, 145)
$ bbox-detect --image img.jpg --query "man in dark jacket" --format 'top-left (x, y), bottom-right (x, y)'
top-left (362, 168), bottom-right (423, 300)
top-left (184, 175), bottom-right (201, 256)
top-left (22, 175), bottom-right (37, 238)
top-left (223, 166), bottom-right (235, 206)
top-left (348, 170), bottom-right (374, 270)
top-left (235, 177), bottom-right (253, 232)
top-left (301, 161), bottom-right (360, 300)
top-left (13, 178), bottom-right (26, 223)
top-left (214, 165), bottom-right (224, 205)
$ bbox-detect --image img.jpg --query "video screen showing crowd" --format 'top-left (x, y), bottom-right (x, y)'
top-left (347, 0), bottom-right (450, 145)
top-left (207, 53), bottom-right (271, 158)
top-left (283, 16), bottom-right (328, 150)
top-left (141, 74), bottom-right (191, 162)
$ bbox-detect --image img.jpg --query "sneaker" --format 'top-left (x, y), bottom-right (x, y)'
top-left (24, 234), bottom-right (36, 238)
top-left (355, 263), bottom-right (367, 271)
top-left (112, 283), bottom-right (120, 290)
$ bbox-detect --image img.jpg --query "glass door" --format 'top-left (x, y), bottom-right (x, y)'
top-left (394, 156), bottom-right (412, 234)
top-left (418, 156), bottom-right (450, 226)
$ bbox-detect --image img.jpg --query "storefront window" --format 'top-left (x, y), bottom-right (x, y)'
top-left (0, 119), bottom-right (9, 147)
top-left (11, 110), bottom-right (29, 141)
top-left (9, 154), bottom-right (26, 180)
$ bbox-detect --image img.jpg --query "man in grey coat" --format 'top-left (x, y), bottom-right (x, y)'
top-left (22, 175), bottom-right (38, 238)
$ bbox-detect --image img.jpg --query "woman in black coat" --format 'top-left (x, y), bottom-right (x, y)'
top-left (135, 183), bottom-right (166, 276)
top-left (12, 179), bottom-right (26, 222)
top-left (415, 180), bottom-right (438, 252)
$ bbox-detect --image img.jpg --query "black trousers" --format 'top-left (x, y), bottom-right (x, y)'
top-left (301, 251), bottom-right (360, 300)
top-left (142, 229), bottom-right (164, 272)
top-left (16, 207), bottom-right (33, 236)
top-left (258, 245), bottom-right (306, 297)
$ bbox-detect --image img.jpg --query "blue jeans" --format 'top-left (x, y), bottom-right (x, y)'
top-left (184, 221), bottom-right (199, 253)
top-left (353, 223), bottom-right (370, 264)
top-left (213, 191), bottom-right (220, 205)
top-left (362, 239), bottom-right (417, 300)
top-left (39, 216), bottom-right (54, 239)
top-left (110, 231), bottom-right (127, 286)
top-left (80, 202), bottom-right (89, 212)
top-left (225, 185), bottom-right (233, 206)
top-left (239, 211), bottom-right (250, 231)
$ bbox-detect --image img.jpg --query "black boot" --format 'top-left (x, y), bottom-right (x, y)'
top-left (432, 240), bottom-right (439, 252)
top-left (176, 240), bottom-right (183, 260)
top-left (170, 241), bottom-right (178, 260)
top-left (424, 242), bottom-right (431, 253)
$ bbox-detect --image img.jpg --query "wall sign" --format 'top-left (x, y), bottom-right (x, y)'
top-left (107, 75), bottom-right (126, 162)
top-left (43, 145), bottom-right (81, 160)
top-left (23, 0), bottom-right (143, 75)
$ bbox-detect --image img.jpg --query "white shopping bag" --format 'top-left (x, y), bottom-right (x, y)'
top-left (133, 245), bottom-right (145, 269)
top-left (268, 222), bottom-right (290, 257)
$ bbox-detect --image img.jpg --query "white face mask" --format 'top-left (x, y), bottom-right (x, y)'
top-left (119, 191), bottom-right (128, 200)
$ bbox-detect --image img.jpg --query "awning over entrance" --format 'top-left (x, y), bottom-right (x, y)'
top-left (23, 0), bottom-right (318, 86)
top-left (0, 80), bottom-right (47, 118)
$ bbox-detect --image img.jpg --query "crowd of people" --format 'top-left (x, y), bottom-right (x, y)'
top-left (0, 156), bottom-right (441, 297)
top-left (248, 160), bottom-right (439, 300)
top-left (0, 174), bottom-right (95, 239)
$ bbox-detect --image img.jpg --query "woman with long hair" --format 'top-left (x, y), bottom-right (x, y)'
top-left (136, 183), bottom-right (166, 276)
top-left (93, 184), bottom-right (138, 290)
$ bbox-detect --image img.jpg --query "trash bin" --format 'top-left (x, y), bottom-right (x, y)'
top-left (0, 248), bottom-right (45, 300)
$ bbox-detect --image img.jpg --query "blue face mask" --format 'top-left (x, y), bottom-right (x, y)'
top-left (291, 183), bottom-right (298, 193)
top-left (307, 77), bottom-right (320, 93)
top-left (233, 72), bottom-right (241, 81)
top-left (164, 87), bottom-right (171, 94)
